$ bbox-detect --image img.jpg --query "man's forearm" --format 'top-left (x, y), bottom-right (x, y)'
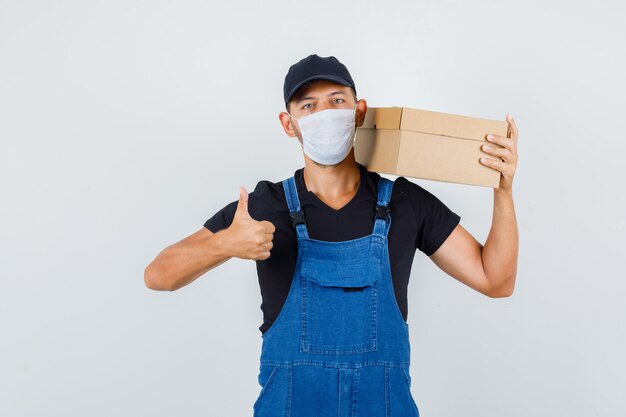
top-left (482, 188), bottom-right (519, 296)
top-left (144, 231), bottom-right (232, 291)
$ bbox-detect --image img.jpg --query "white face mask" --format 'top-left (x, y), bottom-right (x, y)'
top-left (289, 107), bottom-right (357, 166)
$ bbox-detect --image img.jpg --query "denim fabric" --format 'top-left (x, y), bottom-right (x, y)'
top-left (253, 175), bottom-right (420, 417)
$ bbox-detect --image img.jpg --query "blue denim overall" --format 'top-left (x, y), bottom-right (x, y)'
top-left (253, 175), bottom-right (420, 417)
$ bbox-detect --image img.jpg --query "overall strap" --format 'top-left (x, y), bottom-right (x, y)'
top-left (281, 176), bottom-right (309, 239)
top-left (372, 176), bottom-right (393, 237)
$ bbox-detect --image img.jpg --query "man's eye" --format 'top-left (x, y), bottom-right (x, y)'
top-left (302, 103), bottom-right (313, 110)
top-left (332, 98), bottom-right (345, 104)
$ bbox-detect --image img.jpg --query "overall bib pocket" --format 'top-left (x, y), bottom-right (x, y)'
top-left (300, 257), bottom-right (382, 355)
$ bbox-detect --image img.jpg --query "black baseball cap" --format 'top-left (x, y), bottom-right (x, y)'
top-left (283, 54), bottom-right (357, 107)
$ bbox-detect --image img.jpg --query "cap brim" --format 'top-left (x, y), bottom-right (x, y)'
top-left (285, 75), bottom-right (354, 105)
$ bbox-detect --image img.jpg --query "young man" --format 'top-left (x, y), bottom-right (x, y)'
top-left (144, 54), bottom-right (519, 416)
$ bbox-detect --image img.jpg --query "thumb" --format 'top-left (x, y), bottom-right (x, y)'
top-left (235, 186), bottom-right (250, 217)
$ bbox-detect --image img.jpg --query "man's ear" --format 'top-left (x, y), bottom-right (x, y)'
top-left (278, 111), bottom-right (297, 138)
top-left (355, 98), bottom-right (368, 128)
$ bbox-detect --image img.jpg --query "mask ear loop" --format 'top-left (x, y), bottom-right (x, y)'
top-left (287, 112), bottom-right (301, 143)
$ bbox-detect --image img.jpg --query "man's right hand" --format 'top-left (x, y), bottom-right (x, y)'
top-left (220, 186), bottom-right (276, 261)
top-left (144, 186), bottom-right (274, 290)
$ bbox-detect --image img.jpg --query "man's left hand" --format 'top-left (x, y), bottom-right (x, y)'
top-left (479, 113), bottom-right (519, 191)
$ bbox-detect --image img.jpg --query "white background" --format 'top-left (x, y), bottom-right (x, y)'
top-left (1, 1), bottom-right (625, 416)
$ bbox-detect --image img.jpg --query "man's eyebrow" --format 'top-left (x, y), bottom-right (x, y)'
top-left (295, 90), bottom-right (347, 103)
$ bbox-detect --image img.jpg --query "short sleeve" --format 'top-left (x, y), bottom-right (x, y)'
top-left (203, 200), bottom-right (237, 233)
top-left (403, 179), bottom-right (461, 256)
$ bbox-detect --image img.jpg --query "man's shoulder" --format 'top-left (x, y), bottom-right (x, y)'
top-left (249, 178), bottom-right (285, 201)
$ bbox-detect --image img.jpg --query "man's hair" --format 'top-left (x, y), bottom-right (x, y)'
top-left (286, 80), bottom-right (357, 113)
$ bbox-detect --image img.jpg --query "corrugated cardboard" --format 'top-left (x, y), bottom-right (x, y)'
top-left (354, 107), bottom-right (509, 188)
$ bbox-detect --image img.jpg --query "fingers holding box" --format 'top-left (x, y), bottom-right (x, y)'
top-left (479, 114), bottom-right (519, 190)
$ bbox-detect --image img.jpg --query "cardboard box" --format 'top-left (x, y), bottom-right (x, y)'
top-left (354, 107), bottom-right (509, 188)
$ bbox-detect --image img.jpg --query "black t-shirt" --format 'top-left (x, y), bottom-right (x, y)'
top-left (204, 162), bottom-right (461, 334)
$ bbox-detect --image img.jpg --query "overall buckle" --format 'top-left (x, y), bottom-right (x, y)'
top-left (289, 210), bottom-right (306, 226)
top-left (375, 204), bottom-right (390, 220)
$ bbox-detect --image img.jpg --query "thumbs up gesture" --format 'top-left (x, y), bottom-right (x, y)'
top-left (221, 186), bottom-right (276, 261)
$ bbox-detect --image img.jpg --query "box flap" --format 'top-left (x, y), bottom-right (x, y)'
top-left (360, 107), bottom-right (403, 129)
top-left (365, 107), bottom-right (508, 142)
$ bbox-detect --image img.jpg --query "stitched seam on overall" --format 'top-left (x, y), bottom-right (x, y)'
top-left (351, 368), bottom-right (360, 417)
top-left (385, 366), bottom-right (391, 417)
top-left (260, 359), bottom-right (411, 368)
top-left (300, 272), bottom-right (307, 351)
top-left (371, 285), bottom-right (378, 350)
top-left (337, 369), bottom-right (341, 417)
top-left (285, 364), bottom-right (292, 417)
